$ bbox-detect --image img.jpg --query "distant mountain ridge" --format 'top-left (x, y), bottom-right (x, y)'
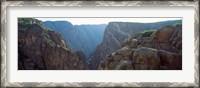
top-left (43, 21), bottom-right (107, 60)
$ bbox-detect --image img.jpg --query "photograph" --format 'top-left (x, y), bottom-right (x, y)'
top-left (1, 0), bottom-right (198, 87)
top-left (18, 18), bottom-right (182, 70)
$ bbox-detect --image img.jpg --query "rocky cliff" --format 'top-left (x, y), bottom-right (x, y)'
top-left (98, 24), bottom-right (182, 70)
top-left (89, 20), bottom-right (182, 70)
top-left (18, 18), bottom-right (86, 70)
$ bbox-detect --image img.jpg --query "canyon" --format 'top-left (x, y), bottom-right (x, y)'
top-left (18, 18), bottom-right (182, 70)
top-left (43, 21), bottom-right (106, 61)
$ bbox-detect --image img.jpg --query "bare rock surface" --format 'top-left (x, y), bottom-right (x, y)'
top-left (90, 20), bottom-right (182, 70)
top-left (18, 19), bottom-right (86, 70)
top-left (98, 25), bottom-right (182, 70)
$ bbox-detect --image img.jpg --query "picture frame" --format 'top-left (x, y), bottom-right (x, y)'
top-left (1, 0), bottom-right (199, 87)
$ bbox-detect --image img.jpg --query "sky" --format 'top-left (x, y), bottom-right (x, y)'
top-left (36, 18), bottom-right (182, 25)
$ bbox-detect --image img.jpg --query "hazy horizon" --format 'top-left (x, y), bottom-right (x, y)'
top-left (36, 18), bottom-right (182, 25)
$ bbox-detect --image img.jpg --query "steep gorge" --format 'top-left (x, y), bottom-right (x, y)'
top-left (43, 21), bottom-right (106, 61)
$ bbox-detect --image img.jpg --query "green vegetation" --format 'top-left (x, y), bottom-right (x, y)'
top-left (43, 34), bottom-right (56, 47)
top-left (18, 18), bottom-right (33, 24)
top-left (18, 18), bottom-right (50, 31)
top-left (141, 30), bottom-right (157, 37)
top-left (173, 23), bottom-right (181, 27)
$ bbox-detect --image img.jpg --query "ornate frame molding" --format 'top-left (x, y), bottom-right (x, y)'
top-left (1, 1), bottom-right (199, 87)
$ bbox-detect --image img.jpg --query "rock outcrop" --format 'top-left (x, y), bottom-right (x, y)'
top-left (18, 18), bottom-right (86, 70)
top-left (98, 24), bottom-right (182, 70)
top-left (90, 20), bottom-right (182, 70)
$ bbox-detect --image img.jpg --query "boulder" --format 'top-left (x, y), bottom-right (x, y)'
top-left (112, 54), bottom-right (123, 62)
top-left (108, 61), bottom-right (118, 70)
top-left (158, 50), bottom-right (182, 70)
top-left (115, 46), bottom-right (132, 57)
top-left (115, 60), bottom-right (134, 70)
top-left (129, 39), bottom-right (138, 48)
top-left (133, 47), bottom-right (160, 70)
top-left (155, 26), bottom-right (175, 43)
top-left (121, 38), bottom-right (130, 47)
top-left (98, 54), bottom-right (128, 70)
